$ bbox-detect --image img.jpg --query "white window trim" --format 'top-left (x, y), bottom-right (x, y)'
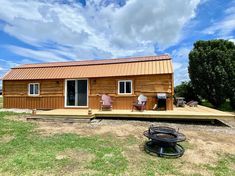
top-left (28, 83), bottom-right (40, 96)
top-left (64, 79), bottom-right (89, 108)
top-left (118, 80), bottom-right (133, 95)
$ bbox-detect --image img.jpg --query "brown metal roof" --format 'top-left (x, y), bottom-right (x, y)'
top-left (2, 55), bottom-right (173, 80)
top-left (15, 55), bottom-right (170, 68)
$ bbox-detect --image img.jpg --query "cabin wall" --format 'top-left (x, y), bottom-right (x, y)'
top-left (3, 80), bottom-right (64, 109)
top-left (3, 74), bottom-right (173, 110)
top-left (89, 74), bottom-right (173, 110)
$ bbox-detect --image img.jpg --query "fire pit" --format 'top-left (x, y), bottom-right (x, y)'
top-left (143, 125), bottom-right (186, 158)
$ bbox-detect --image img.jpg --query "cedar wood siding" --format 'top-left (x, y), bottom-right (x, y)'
top-left (3, 74), bottom-right (173, 110)
top-left (3, 79), bottom-right (65, 109)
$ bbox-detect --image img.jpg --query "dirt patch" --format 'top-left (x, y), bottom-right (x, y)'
top-left (35, 121), bottom-right (148, 139)
top-left (4, 115), bottom-right (29, 122)
top-left (56, 149), bottom-right (96, 176)
top-left (29, 118), bottom-right (235, 175)
top-left (182, 130), bottom-right (235, 165)
top-left (180, 164), bottom-right (213, 176)
top-left (0, 135), bottom-right (15, 143)
top-left (122, 143), bottom-right (150, 176)
top-left (56, 148), bottom-right (95, 161)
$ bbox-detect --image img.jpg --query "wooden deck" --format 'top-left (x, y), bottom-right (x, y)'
top-left (35, 105), bottom-right (235, 120)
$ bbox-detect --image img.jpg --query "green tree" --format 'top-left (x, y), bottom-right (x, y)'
top-left (188, 39), bottom-right (235, 108)
top-left (228, 50), bottom-right (235, 109)
top-left (174, 81), bottom-right (199, 102)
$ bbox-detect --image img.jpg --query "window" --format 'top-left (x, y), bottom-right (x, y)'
top-left (118, 80), bottom-right (132, 94)
top-left (28, 83), bottom-right (40, 96)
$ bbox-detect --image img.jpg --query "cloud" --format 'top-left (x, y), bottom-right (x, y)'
top-left (174, 66), bottom-right (190, 86)
top-left (5, 45), bottom-right (69, 62)
top-left (0, 0), bottom-right (201, 60)
top-left (0, 58), bottom-right (21, 68)
top-left (0, 0), bottom-right (201, 87)
top-left (110, 0), bottom-right (200, 48)
top-left (171, 47), bottom-right (191, 62)
top-left (0, 60), bottom-right (13, 84)
top-left (203, 5), bottom-right (235, 36)
top-left (173, 62), bottom-right (182, 70)
top-left (171, 46), bottom-right (192, 85)
top-left (229, 38), bottom-right (235, 44)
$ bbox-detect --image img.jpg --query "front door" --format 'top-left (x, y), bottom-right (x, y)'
top-left (66, 79), bottom-right (88, 107)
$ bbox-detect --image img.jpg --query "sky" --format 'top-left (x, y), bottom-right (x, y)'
top-left (0, 0), bottom-right (235, 88)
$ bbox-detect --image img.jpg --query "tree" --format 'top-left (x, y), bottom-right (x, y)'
top-left (188, 39), bottom-right (235, 108)
top-left (174, 81), bottom-right (199, 102)
top-left (228, 50), bottom-right (235, 109)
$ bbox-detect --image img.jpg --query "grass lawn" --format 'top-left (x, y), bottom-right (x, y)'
top-left (0, 112), bottom-right (235, 175)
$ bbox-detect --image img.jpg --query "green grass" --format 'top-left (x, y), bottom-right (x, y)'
top-left (143, 158), bottom-right (182, 176)
top-left (0, 112), bottom-right (127, 175)
top-left (0, 112), bottom-right (235, 175)
top-left (203, 154), bottom-right (235, 176)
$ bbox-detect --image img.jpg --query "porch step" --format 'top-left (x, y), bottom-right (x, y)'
top-left (26, 116), bottom-right (93, 123)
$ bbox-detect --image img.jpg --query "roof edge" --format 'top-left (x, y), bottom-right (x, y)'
top-left (13, 54), bottom-right (172, 69)
top-left (1, 70), bottom-right (12, 80)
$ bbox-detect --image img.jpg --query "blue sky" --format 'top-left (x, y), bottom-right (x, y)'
top-left (0, 0), bottom-right (235, 87)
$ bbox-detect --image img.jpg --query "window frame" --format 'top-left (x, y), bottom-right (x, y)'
top-left (118, 80), bottom-right (133, 95)
top-left (28, 83), bottom-right (40, 96)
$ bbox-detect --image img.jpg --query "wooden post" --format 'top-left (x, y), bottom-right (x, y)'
top-left (32, 109), bottom-right (37, 116)
top-left (88, 108), bottom-right (92, 115)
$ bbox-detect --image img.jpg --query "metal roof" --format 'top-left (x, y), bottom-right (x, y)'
top-left (2, 55), bottom-right (173, 80)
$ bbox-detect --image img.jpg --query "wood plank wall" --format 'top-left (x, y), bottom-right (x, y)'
top-left (3, 74), bottom-right (173, 110)
top-left (89, 74), bottom-right (173, 110)
top-left (3, 80), bottom-right (64, 109)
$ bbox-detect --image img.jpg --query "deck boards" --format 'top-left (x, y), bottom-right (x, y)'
top-left (35, 105), bottom-right (235, 120)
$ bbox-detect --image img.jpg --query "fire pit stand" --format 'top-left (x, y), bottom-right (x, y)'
top-left (143, 126), bottom-right (186, 158)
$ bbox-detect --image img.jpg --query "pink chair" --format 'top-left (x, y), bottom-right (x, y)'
top-left (100, 94), bottom-right (113, 111)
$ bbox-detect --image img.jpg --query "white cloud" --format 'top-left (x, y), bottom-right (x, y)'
top-left (229, 38), bottom-right (235, 44)
top-left (110, 0), bottom-right (200, 49)
top-left (171, 47), bottom-right (191, 62)
top-left (171, 46), bottom-right (192, 85)
top-left (173, 62), bottom-right (182, 70)
top-left (174, 66), bottom-right (189, 86)
top-left (0, 59), bottom-right (24, 81)
top-left (0, 0), bottom-right (201, 60)
top-left (203, 5), bottom-right (235, 36)
top-left (6, 45), bottom-right (69, 62)
top-left (0, 58), bottom-right (20, 68)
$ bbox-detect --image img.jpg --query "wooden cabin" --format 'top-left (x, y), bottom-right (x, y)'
top-left (1, 55), bottom-right (174, 110)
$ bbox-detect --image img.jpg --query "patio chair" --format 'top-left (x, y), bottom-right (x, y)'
top-left (175, 97), bottom-right (186, 107)
top-left (132, 94), bottom-right (147, 112)
top-left (100, 94), bottom-right (113, 111)
top-left (188, 101), bottom-right (198, 107)
top-left (186, 100), bottom-right (194, 106)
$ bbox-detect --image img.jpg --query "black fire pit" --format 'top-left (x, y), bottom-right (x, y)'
top-left (143, 125), bottom-right (186, 158)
